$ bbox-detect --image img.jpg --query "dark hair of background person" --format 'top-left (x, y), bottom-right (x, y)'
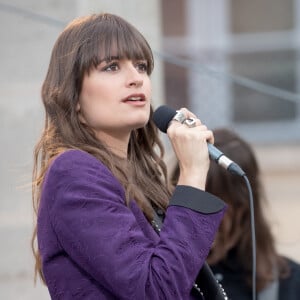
top-left (170, 128), bottom-right (290, 292)
top-left (32, 13), bottom-right (171, 282)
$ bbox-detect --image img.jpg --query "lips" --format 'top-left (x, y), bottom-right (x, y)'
top-left (123, 94), bottom-right (146, 102)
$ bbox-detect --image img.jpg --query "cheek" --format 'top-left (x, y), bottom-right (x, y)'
top-left (79, 98), bottom-right (104, 125)
top-left (146, 77), bottom-right (152, 92)
top-left (78, 90), bottom-right (103, 125)
top-left (80, 77), bottom-right (108, 108)
top-left (80, 71), bottom-right (109, 102)
top-left (82, 81), bottom-right (102, 101)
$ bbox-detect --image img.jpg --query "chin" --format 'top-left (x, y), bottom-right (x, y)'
top-left (134, 111), bottom-right (150, 127)
top-left (135, 121), bottom-right (149, 130)
top-left (132, 117), bottom-right (149, 130)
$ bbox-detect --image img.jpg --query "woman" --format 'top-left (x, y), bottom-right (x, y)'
top-left (32, 13), bottom-right (226, 299)
top-left (171, 128), bottom-right (300, 299)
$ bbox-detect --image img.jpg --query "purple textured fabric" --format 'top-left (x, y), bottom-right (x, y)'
top-left (37, 149), bottom-right (226, 299)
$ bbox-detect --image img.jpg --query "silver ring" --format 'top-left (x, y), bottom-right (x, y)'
top-left (184, 117), bottom-right (197, 128)
top-left (172, 110), bottom-right (186, 123)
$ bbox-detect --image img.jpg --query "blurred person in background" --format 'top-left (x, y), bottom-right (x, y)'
top-left (171, 127), bottom-right (300, 299)
top-left (31, 13), bottom-right (226, 299)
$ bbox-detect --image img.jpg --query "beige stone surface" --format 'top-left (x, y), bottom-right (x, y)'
top-left (255, 145), bottom-right (300, 263)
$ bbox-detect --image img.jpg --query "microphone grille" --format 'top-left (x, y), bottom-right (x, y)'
top-left (152, 105), bottom-right (176, 133)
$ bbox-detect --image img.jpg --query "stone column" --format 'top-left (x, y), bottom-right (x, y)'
top-left (185, 0), bottom-right (231, 128)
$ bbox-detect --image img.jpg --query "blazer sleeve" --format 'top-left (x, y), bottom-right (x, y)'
top-left (40, 149), bottom-right (226, 299)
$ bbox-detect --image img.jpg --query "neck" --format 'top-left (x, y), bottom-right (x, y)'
top-left (95, 131), bottom-right (130, 158)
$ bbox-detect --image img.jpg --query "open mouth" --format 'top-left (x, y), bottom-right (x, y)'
top-left (124, 94), bottom-right (146, 102)
top-left (127, 96), bottom-right (143, 101)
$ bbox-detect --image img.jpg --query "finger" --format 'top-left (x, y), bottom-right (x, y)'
top-left (203, 129), bottom-right (214, 145)
top-left (179, 107), bottom-right (197, 119)
top-left (168, 107), bottom-right (202, 131)
top-left (168, 117), bottom-right (204, 137)
top-left (187, 125), bottom-right (214, 145)
top-left (183, 117), bottom-right (198, 128)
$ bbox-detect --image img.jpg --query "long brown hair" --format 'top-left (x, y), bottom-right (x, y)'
top-left (171, 128), bottom-right (289, 291)
top-left (32, 13), bottom-right (171, 283)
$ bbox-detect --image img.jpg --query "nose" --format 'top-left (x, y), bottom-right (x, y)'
top-left (126, 63), bottom-right (143, 88)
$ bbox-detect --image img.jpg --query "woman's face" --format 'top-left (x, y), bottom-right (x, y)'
top-left (77, 57), bottom-right (152, 141)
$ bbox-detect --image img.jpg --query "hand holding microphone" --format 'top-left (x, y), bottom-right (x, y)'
top-left (154, 106), bottom-right (214, 190)
top-left (153, 105), bottom-right (245, 177)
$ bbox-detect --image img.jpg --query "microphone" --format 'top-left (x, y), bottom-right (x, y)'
top-left (152, 105), bottom-right (245, 177)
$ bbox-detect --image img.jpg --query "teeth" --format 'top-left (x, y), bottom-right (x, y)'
top-left (128, 97), bottom-right (142, 101)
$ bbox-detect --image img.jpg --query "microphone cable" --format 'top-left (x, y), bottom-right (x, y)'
top-left (243, 174), bottom-right (256, 300)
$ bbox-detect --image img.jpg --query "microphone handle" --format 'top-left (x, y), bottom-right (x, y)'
top-left (208, 143), bottom-right (245, 176)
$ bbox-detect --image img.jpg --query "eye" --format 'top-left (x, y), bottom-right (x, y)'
top-left (135, 61), bottom-right (148, 73)
top-left (102, 61), bottom-right (119, 72)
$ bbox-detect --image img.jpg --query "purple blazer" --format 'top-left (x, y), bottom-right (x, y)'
top-left (37, 150), bottom-right (226, 299)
